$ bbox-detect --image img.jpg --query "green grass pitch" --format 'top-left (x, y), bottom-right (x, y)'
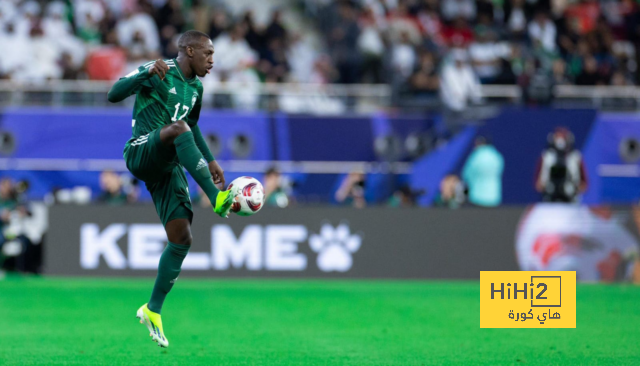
top-left (0, 277), bottom-right (639, 365)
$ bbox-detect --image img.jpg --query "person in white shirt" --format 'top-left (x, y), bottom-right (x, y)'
top-left (391, 31), bottom-right (417, 81)
top-left (528, 11), bottom-right (557, 52)
top-left (211, 23), bottom-right (258, 75)
top-left (440, 49), bottom-right (482, 112)
top-left (468, 29), bottom-right (510, 83)
top-left (42, 1), bottom-right (72, 39)
top-left (0, 22), bottom-right (26, 78)
top-left (0, 1), bottom-right (18, 36)
top-left (15, 1), bottom-right (40, 38)
top-left (116, 6), bottom-right (160, 57)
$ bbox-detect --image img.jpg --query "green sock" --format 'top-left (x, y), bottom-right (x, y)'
top-left (148, 242), bottom-right (190, 314)
top-left (174, 131), bottom-right (221, 206)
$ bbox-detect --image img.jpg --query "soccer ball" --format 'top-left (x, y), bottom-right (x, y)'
top-left (228, 176), bottom-right (264, 216)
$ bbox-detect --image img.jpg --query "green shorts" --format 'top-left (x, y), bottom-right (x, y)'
top-left (124, 128), bottom-right (193, 226)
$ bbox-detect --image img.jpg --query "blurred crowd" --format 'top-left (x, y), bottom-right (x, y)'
top-left (0, 0), bottom-right (309, 84)
top-left (311, 0), bottom-right (640, 90)
top-left (1, 0), bottom-right (638, 99)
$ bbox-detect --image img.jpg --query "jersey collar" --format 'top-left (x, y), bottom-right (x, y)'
top-left (173, 58), bottom-right (197, 83)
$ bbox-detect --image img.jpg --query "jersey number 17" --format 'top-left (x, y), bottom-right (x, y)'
top-left (172, 103), bottom-right (190, 122)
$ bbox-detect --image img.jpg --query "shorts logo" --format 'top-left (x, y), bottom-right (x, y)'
top-left (196, 158), bottom-right (207, 170)
top-left (131, 134), bottom-right (149, 146)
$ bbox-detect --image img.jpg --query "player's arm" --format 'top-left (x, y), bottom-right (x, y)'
top-left (107, 59), bottom-right (169, 103)
top-left (187, 90), bottom-right (214, 162)
top-left (188, 91), bottom-right (225, 188)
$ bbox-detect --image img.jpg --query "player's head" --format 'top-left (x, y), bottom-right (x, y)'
top-left (178, 30), bottom-right (214, 77)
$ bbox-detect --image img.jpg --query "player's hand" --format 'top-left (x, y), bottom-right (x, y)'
top-left (148, 59), bottom-right (169, 80)
top-left (209, 160), bottom-right (225, 190)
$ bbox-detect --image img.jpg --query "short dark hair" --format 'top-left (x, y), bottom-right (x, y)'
top-left (178, 30), bottom-right (211, 51)
top-left (265, 166), bottom-right (280, 176)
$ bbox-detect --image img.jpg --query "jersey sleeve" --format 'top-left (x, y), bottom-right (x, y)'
top-left (107, 64), bottom-right (155, 103)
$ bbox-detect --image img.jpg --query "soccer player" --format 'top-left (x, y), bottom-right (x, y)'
top-left (107, 30), bottom-right (236, 348)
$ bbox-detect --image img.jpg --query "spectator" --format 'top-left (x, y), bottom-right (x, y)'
top-left (504, 0), bottom-right (528, 39)
top-left (75, 0), bottom-right (105, 44)
top-left (462, 136), bottom-right (504, 207)
top-left (156, 0), bottom-right (185, 33)
top-left (209, 8), bottom-right (230, 41)
top-left (388, 185), bottom-right (423, 207)
top-left (287, 33), bottom-right (319, 83)
top-left (410, 49), bottom-right (439, 94)
top-left (309, 55), bottom-right (339, 84)
top-left (386, 1), bottom-right (422, 46)
top-left (329, 2), bottom-right (361, 84)
top-left (417, 7), bottom-right (444, 47)
top-left (440, 49), bottom-right (482, 112)
top-left (211, 23), bottom-right (258, 76)
top-left (476, 0), bottom-right (495, 23)
top-left (551, 59), bottom-right (570, 85)
top-left (116, 5), bottom-right (160, 63)
top-left (264, 167), bottom-right (290, 208)
top-left (264, 9), bottom-right (287, 44)
top-left (155, 0), bottom-right (185, 58)
top-left (335, 171), bottom-right (367, 209)
top-left (358, 6), bottom-right (385, 83)
top-left (262, 38), bottom-right (290, 83)
top-left (15, 1), bottom-right (40, 38)
top-left (442, 17), bottom-right (474, 48)
top-left (433, 174), bottom-right (466, 208)
top-left (0, 2), bottom-right (18, 34)
top-left (575, 56), bottom-right (605, 85)
top-left (468, 28), bottom-right (508, 84)
top-left (611, 70), bottom-right (631, 86)
top-left (0, 23), bottom-right (25, 79)
top-left (391, 31), bottom-right (417, 83)
top-left (241, 11), bottom-right (266, 57)
top-left (535, 127), bottom-right (588, 202)
top-left (97, 170), bottom-right (127, 205)
top-left (42, 1), bottom-right (72, 39)
top-left (19, 25), bottom-right (62, 81)
top-left (528, 11), bottom-right (557, 53)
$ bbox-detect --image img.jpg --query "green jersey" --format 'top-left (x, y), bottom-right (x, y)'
top-left (108, 58), bottom-right (214, 162)
top-left (126, 59), bottom-right (202, 144)
top-left (108, 57), bottom-right (218, 225)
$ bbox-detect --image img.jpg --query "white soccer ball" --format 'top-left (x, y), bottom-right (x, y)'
top-left (228, 176), bottom-right (265, 216)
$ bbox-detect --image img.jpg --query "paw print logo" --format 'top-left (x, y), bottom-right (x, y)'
top-left (309, 223), bottom-right (362, 272)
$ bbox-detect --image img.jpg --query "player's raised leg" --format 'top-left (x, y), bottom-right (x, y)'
top-left (160, 120), bottom-right (235, 217)
top-left (137, 218), bottom-right (192, 348)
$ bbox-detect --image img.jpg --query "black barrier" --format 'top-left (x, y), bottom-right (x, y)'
top-left (46, 205), bottom-right (523, 279)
